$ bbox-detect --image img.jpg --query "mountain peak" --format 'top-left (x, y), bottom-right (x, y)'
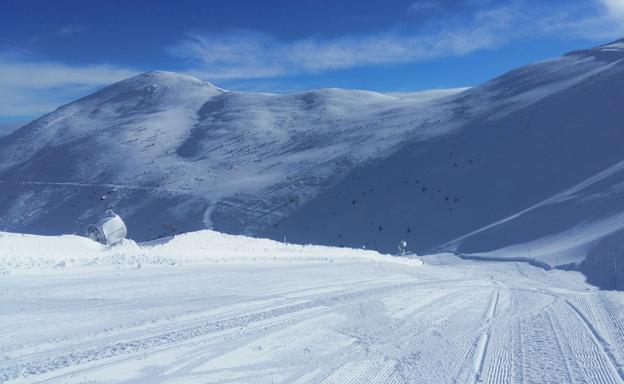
top-left (72, 70), bottom-right (225, 107)
top-left (118, 70), bottom-right (225, 91)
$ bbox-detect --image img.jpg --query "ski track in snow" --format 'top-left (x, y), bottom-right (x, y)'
top-left (1, 255), bottom-right (624, 384)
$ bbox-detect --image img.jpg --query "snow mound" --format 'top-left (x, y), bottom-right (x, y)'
top-left (0, 230), bottom-right (422, 271)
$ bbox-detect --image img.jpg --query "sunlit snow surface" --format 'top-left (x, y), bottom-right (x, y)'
top-left (1, 231), bottom-right (624, 384)
top-left (0, 230), bottom-right (421, 270)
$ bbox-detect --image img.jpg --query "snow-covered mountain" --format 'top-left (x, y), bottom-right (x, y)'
top-left (1, 39), bottom-right (624, 286)
top-left (0, 71), bottom-right (457, 239)
top-left (263, 38), bottom-right (624, 285)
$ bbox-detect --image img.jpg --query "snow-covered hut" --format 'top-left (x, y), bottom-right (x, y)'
top-left (87, 209), bottom-right (127, 245)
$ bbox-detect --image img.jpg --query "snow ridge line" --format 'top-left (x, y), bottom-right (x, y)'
top-left (0, 281), bottom-right (420, 382)
top-left (565, 299), bottom-right (624, 382)
top-left (457, 254), bottom-right (551, 270)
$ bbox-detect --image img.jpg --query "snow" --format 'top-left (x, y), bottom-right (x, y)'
top-left (462, 212), bottom-right (624, 268)
top-left (1, 231), bottom-right (623, 383)
top-left (6, 53), bottom-right (607, 248)
top-left (598, 40), bottom-right (624, 51)
top-left (0, 230), bottom-right (421, 271)
top-left (264, 43), bottom-right (624, 288)
top-left (0, 71), bottom-right (455, 241)
top-left (385, 87), bottom-right (470, 101)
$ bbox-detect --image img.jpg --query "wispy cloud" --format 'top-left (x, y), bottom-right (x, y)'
top-left (170, 0), bottom-right (624, 81)
top-left (168, 8), bottom-right (511, 80)
top-left (29, 25), bottom-right (88, 44)
top-left (0, 53), bottom-right (137, 118)
top-left (56, 25), bottom-right (88, 37)
top-left (408, 1), bottom-right (439, 14)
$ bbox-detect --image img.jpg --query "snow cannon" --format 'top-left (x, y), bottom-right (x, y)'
top-left (87, 209), bottom-right (127, 245)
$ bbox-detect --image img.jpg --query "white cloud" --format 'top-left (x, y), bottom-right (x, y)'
top-left (0, 53), bottom-right (137, 118)
top-left (169, 8), bottom-right (511, 80)
top-left (169, 1), bottom-right (624, 81)
top-left (57, 25), bottom-right (88, 36)
top-left (408, 1), bottom-right (438, 13)
top-left (29, 25), bottom-right (89, 44)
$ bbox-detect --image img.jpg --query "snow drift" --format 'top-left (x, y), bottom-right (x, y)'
top-left (0, 230), bottom-right (421, 271)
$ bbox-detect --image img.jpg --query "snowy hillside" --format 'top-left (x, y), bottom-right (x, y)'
top-left (1, 39), bottom-right (624, 286)
top-left (0, 71), bottom-right (459, 240)
top-left (262, 38), bottom-right (624, 287)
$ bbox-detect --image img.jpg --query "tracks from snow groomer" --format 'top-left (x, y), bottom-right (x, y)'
top-left (0, 281), bottom-right (426, 382)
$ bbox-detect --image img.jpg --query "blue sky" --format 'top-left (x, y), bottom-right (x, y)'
top-left (1, 0), bottom-right (624, 122)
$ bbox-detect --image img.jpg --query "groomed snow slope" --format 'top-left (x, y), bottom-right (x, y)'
top-left (1, 233), bottom-right (624, 383)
